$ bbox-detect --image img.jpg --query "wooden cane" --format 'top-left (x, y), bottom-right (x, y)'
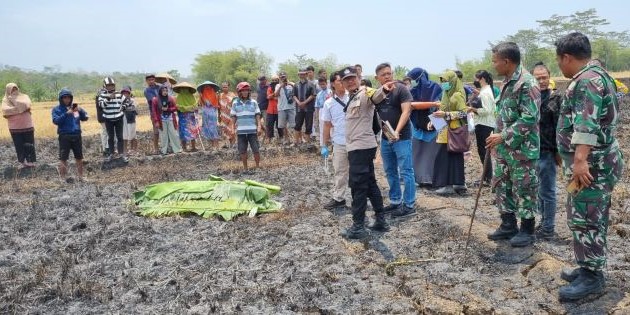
top-left (465, 148), bottom-right (492, 252)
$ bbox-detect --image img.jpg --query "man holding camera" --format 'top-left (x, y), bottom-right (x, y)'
top-left (52, 88), bottom-right (88, 181)
top-left (274, 71), bottom-right (296, 145)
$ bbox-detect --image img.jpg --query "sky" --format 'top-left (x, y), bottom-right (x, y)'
top-left (1, 0), bottom-right (629, 78)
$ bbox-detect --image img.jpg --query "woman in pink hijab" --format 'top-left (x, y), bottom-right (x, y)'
top-left (2, 83), bottom-right (36, 167)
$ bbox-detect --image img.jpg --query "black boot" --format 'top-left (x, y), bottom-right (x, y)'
top-left (342, 221), bottom-right (367, 239)
top-left (369, 212), bottom-right (390, 232)
top-left (487, 213), bottom-right (518, 240)
top-left (510, 218), bottom-right (536, 247)
top-left (559, 268), bottom-right (605, 301)
top-left (560, 267), bottom-right (581, 282)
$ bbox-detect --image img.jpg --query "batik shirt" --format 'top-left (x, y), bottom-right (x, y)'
top-left (557, 61), bottom-right (622, 177)
top-left (495, 65), bottom-right (541, 160)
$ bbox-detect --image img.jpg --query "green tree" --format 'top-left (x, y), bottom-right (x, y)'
top-left (192, 47), bottom-right (273, 86)
top-left (393, 65), bottom-right (409, 80)
top-left (277, 54), bottom-right (345, 81)
top-left (455, 50), bottom-right (494, 81)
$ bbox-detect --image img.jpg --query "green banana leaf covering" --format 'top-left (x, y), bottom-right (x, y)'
top-left (134, 175), bottom-right (282, 221)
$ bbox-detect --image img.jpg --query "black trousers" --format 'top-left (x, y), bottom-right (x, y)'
top-left (294, 111), bottom-right (314, 135)
top-left (433, 144), bottom-right (465, 187)
top-left (105, 119), bottom-right (124, 154)
top-left (266, 113), bottom-right (284, 138)
top-left (475, 124), bottom-right (494, 182)
top-left (347, 147), bottom-right (383, 223)
top-left (10, 130), bottom-right (36, 163)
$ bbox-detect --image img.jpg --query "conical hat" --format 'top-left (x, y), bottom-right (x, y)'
top-left (197, 81), bottom-right (221, 93)
top-left (155, 73), bottom-right (177, 85)
top-left (173, 82), bottom-right (196, 94)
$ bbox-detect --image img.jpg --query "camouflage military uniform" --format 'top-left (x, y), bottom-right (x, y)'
top-left (493, 65), bottom-right (541, 219)
top-left (558, 61), bottom-right (625, 271)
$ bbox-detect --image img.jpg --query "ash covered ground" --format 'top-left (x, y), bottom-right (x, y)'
top-left (1, 112), bottom-right (629, 314)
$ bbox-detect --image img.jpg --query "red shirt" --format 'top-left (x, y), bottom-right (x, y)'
top-left (266, 86), bottom-right (278, 114)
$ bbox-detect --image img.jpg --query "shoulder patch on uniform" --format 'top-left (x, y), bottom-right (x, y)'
top-left (366, 87), bottom-right (376, 98)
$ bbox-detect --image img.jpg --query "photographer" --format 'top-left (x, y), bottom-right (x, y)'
top-left (274, 71), bottom-right (296, 145)
top-left (52, 88), bottom-right (88, 181)
top-left (97, 77), bottom-right (128, 162)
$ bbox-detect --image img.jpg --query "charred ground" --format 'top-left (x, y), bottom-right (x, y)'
top-left (1, 102), bottom-right (629, 314)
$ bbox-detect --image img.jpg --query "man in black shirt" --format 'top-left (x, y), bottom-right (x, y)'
top-left (532, 62), bottom-right (562, 239)
top-left (257, 76), bottom-right (269, 143)
top-left (374, 63), bottom-right (416, 217)
top-left (293, 68), bottom-right (317, 144)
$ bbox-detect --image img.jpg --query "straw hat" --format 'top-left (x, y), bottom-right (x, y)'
top-left (173, 82), bottom-right (196, 94)
top-left (196, 81), bottom-right (221, 93)
top-left (155, 72), bottom-right (177, 85)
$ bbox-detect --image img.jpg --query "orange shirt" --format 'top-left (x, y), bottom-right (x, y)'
top-left (266, 86), bottom-right (278, 114)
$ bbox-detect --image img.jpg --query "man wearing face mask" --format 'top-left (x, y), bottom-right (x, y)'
top-left (486, 42), bottom-right (541, 248)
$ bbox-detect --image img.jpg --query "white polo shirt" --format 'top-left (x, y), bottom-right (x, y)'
top-left (322, 92), bottom-right (349, 146)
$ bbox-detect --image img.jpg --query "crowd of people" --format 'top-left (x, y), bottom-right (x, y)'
top-left (1, 31), bottom-right (626, 302)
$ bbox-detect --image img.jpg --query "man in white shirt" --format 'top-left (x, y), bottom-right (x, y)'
top-left (274, 71), bottom-right (296, 145)
top-left (321, 71), bottom-right (349, 210)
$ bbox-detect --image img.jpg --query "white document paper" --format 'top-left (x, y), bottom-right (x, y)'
top-left (429, 114), bottom-right (447, 132)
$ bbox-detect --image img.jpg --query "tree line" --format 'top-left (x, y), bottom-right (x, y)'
top-left (457, 8), bottom-right (630, 81)
top-left (2, 9), bottom-right (627, 102)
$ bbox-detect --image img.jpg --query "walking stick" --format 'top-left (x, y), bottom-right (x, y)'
top-left (195, 112), bottom-right (206, 152)
top-left (465, 149), bottom-right (492, 252)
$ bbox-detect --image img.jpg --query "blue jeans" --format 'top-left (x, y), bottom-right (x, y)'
top-left (537, 151), bottom-right (557, 231)
top-left (381, 138), bottom-right (416, 208)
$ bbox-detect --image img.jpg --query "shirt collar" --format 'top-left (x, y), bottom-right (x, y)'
top-left (503, 64), bottom-right (523, 85)
top-left (572, 60), bottom-right (599, 80)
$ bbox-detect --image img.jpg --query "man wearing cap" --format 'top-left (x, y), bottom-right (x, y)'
top-left (340, 66), bottom-right (397, 239)
top-left (293, 68), bottom-right (317, 144)
top-left (321, 71), bottom-right (349, 210)
top-left (274, 71), bottom-right (296, 145)
top-left (144, 74), bottom-right (162, 154)
top-left (97, 77), bottom-right (128, 163)
top-left (257, 76), bottom-right (269, 143)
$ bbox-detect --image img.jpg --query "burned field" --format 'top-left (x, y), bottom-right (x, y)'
top-left (1, 126), bottom-right (629, 314)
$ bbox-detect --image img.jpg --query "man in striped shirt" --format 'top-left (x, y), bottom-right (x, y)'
top-left (97, 77), bottom-right (128, 162)
top-left (231, 82), bottom-right (263, 174)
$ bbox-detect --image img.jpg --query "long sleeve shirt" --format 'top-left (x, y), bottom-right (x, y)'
top-left (495, 65), bottom-right (541, 161)
top-left (557, 61), bottom-right (622, 180)
top-left (474, 85), bottom-right (497, 128)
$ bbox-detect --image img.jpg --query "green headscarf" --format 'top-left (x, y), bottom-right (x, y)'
top-left (440, 70), bottom-right (466, 110)
top-left (176, 90), bottom-right (197, 113)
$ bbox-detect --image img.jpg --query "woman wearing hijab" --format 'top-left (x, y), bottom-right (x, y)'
top-left (151, 85), bottom-right (182, 155)
top-left (406, 67), bottom-right (442, 188)
top-left (2, 83), bottom-right (36, 167)
top-left (197, 81), bottom-right (221, 149)
top-left (174, 82), bottom-right (200, 152)
top-left (219, 82), bottom-right (236, 148)
top-left (432, 70), bottom-right (468, 195)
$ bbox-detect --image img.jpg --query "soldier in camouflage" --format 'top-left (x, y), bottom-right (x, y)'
top-left (554, 32), bottom-right (624, 301)
top-left (486, 42), bottom-right (542, 247)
